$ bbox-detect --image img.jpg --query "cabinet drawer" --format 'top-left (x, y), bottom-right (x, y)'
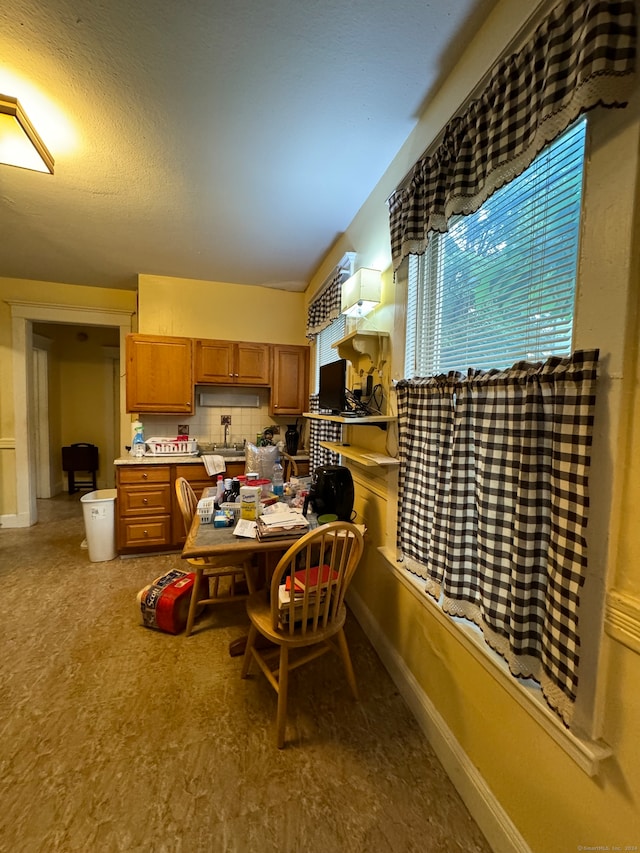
top-left (118, 466), bottom-right (171, 485)
top-left (119, 516), bottom-right (171, 549)
top-left (119, 484), bottom-right (171, 515)
top-left (174, 463), bottom-right (208, 480)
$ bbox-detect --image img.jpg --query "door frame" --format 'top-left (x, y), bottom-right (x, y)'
top-left (8, 301), bottom-right (133, 527)
top-left (31, 336), bottom-right (53, 498)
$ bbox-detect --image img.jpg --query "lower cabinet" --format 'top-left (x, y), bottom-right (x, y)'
top-left (117, 465), bottom-right (173, 553)
top-left (116, 460), bottom-right (246, 554)
top-left (172, 461), bottom-right (243, 547)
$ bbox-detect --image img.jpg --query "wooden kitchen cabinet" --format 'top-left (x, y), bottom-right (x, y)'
top-left (270, 344), bottom-right (309, 416)
top-left (116, 465), bottom-right (173, 553)
top-left (117, 460), bottom-right (247, 554)
top-left (126, 334), bottom-right (194, 414)
top-left (195, 339), bottom-right (271, 385)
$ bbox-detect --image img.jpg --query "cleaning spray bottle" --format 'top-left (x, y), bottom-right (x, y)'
top-left (131, 420), bottom-right (146, 457)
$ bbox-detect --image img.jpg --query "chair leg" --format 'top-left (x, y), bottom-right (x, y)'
top-left (241, 624), bottom-right (259, 678)
top-left (244, 560), bottom-right (256, 594)
top-left (276, 645), bottom-right (289, 749)
top-left (185, 568), bottom-right (203, 637)
top-left (336, 628), bottom-right (359, 701)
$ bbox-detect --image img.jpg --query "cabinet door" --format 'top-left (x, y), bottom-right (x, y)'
top-left (235, 342), bottom-right (270, 385)
top-left (195, 339), bottom-right (235, 384)
top-left (126, 334), bottom-right (194, 414)
top-left (270, 345), bottom-right (309, 416)
top-left (195, 339), bottom-right (270, 385)
top-left (173, 463), bottom-right (213, 545)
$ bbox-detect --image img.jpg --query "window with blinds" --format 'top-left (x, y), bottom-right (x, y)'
top-left (315, 314), bottom-right (346, 392)
top-left (405, 118), bottom-right (587, 377)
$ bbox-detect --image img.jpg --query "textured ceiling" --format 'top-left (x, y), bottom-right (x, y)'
top-left (0, 0), bottom-right (495, 292)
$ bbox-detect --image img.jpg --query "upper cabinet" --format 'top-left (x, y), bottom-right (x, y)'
top-left (126, 334), bottom-right (309, 415)
top-left (195, 339), bottom-right (271, 386)
top-left (126, 334), bottom-right (194, 414)
top-left (270, 344), bottom-right (309, 416)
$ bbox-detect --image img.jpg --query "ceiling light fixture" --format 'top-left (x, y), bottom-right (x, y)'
top-left (341, 268), bottom-right (381, 318)
top-left (0, 94), bottom-right (54, 174)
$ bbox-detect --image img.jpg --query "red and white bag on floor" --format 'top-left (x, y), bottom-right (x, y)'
top-left (137, 569), bottom-right (195, 634)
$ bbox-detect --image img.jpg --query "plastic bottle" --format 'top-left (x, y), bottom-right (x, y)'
top-left (132, 422), bottom-right (145, 457)
top-left (272, 460), bottom-right (284, 497)
top-left (231, 477), bottom-right (241, 499)
top-left (222, 477), bottom-right (234, 503)
top-left (215, 475), bottom-right (225, 507)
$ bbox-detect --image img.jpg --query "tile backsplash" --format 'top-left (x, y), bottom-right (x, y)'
top-left (139, 388), bottom-right (307, 450)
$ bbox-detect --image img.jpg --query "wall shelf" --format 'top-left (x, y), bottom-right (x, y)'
top-left (303, 412), bottom-right (395, 426)
top-left (331, 329), bottom-right (390, 371)
top-left (319, 441), bottom-right (399, 467)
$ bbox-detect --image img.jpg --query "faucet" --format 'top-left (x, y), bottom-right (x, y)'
top-left (223, 422), bottom-right (230, 448)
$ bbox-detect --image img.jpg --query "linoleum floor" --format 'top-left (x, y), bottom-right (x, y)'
top-left (0, 493), bottom-right (491, 853)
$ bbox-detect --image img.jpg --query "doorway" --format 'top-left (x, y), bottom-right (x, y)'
top-left (9, 302), bottom-right (132, 527)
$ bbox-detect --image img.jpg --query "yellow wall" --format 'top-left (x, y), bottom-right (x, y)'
top-left (138, 274), bottom-right (307, 344)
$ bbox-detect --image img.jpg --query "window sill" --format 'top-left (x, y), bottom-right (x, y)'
top-left (376, 545), bottom-right (612, 776)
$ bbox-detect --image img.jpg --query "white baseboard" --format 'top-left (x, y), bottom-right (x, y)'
top-left (348, 588), bottom-right (531, 853)
top-left (0, 512), bottom-right (30, 528)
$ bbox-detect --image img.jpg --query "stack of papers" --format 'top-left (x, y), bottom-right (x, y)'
top-left (256, 508), bottom-right (309, 541)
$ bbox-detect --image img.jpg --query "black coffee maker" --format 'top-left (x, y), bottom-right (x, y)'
top-left (303, 465), bottom-right (354, 521)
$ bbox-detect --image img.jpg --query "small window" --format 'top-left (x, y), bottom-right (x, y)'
top-left (405, 118), bottom-right (587, 376)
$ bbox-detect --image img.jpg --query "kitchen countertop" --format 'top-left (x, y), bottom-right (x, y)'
top-left (114, 452), bottom-right (309, 466)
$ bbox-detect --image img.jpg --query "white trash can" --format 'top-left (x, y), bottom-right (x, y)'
top-left (80, 489), bottom-right (117, 562)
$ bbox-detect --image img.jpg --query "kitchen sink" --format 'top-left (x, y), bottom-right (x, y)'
top-left (198, 444), bottom-right (245, 457)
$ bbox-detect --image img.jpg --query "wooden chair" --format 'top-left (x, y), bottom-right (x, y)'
top-left (281, 452), bottom-right (298, 483)
top-left (240, 521), bottom-right (365, 747)
top-left (175, 477), bottom-right (256, 636)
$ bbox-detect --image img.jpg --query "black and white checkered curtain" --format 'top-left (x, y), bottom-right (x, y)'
top-left (308, 394), bottom-right (340, 473)
top-left (388, 0), bottom-right (636, 272)
top-left (306, 272), bottom-right (343, 339)
top-left (396, 350), bottom-right (598, 727)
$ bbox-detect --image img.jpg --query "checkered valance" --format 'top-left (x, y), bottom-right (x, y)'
top-left (396, 350), bottom-right (599, 727)
top-left (306, 271), bottom-right (343, 339)
top-left (388, 0), bottom-right (636, 271)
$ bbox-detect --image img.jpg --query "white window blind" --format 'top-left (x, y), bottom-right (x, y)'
top-left (405, 117), bottom-right (587, 377)
top-left (315, 314), bottom-right (346, 392)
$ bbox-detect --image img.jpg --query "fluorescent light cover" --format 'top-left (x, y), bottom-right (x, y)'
top-left (0, 94), bottom-right (54, 173)
top-left (341, 268), bottom-right (381, 318)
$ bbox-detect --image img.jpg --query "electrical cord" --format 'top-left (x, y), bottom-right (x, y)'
top-left (344, 384), bottom-right (385, 416)
top-left (367, 383), bottom-right (385, 414)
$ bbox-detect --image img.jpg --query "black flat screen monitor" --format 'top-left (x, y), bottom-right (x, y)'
top-left (318, 359), bottom-right (347, 415)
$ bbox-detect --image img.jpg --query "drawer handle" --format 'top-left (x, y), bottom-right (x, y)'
top-left (143, 498), bottom-right (148, 504)
top-left (142, 473), bottom-right (148, 480)
top-left (143, 529), bottom-right (148, 537)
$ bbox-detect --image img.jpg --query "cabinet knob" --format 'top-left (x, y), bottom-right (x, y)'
top-left (143, 530), bottom-right (148, 537)
top-left (143, 498), bottom-right (148, 504)
top-left (142, 473), bottom-right (148, 479)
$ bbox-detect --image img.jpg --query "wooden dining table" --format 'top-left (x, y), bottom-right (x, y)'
top-left (181, 513), bottom-right (314, 653)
